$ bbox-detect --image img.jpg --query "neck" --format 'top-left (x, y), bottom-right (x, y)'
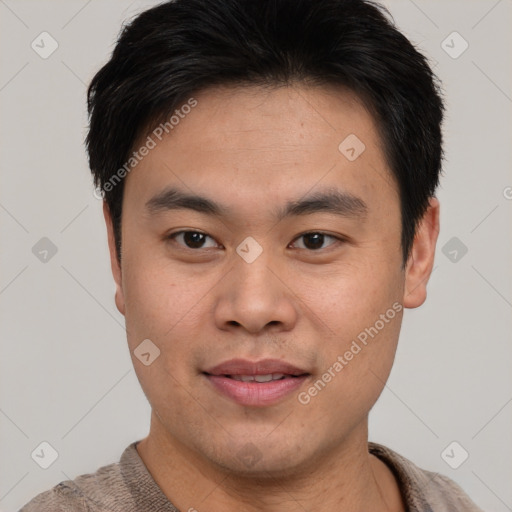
top-left (136, 413), bottom-right (404, 512)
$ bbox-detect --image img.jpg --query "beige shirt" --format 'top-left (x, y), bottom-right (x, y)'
top-left (19, 441), bottom-right (483, 511)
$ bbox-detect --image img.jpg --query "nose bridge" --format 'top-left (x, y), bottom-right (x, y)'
top-left (214, 242), bottom-right (297, 334)
top-left (232, 242), bottom-right (278, 309)
top-left (232, 233), bottom-right (276, 288)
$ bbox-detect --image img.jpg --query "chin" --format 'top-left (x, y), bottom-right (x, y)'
top-left (218, 453), bottom-right (305, 480)
top-left (204, 435), bottom-right (315, 479)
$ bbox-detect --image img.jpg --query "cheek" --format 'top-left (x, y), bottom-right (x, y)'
top-left (122, 265), bottom-right (200, 407)
top-left (121, 254), bottom-right (217, 381)
top-left (298, 310), bottom-right (402, 433)
top-left (306, 258), bottom-right (403, 332)
top-left (299, 263), bottom-right (403, 406)
top-left (121, 250), bottom-right (190, 330)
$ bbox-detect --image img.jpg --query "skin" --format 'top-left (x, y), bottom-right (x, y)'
top-left (103, 84), bottom-right (439, 511)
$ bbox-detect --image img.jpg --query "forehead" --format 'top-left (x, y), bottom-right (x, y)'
top-left (154, 84), bottom-right (381, 154)
top-left (124, 84), bottom-right (398, 219)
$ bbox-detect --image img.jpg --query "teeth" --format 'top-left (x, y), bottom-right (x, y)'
top-left (230, 373), bottom-right (286, 382)
top-left (229, 375), bottom-right (254, 382)
top-left (255, 374), bottom-right (273, 383)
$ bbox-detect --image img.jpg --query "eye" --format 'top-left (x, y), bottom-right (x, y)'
top-left (167, 230), bottom-right (343, 252)
top-left (290, 232), bottom-right (341, 251)
top-left (167, 230), bottom-right (220, 250)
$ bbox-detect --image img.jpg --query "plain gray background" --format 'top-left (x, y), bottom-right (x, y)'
top-left (1, 0), bottom-right (511, 510)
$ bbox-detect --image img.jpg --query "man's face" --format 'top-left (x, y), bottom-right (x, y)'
top-left (106, 85), bottom-right (432, 475)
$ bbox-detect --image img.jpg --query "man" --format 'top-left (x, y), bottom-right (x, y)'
top-left (20, 0), bottom-right (483, 510)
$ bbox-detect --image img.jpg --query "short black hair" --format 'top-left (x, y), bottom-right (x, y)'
top-left (86, 0), bottom-right (444, 266)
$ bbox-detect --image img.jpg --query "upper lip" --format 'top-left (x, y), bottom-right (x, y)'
top-left (204, 358), bottom-right (309, 376)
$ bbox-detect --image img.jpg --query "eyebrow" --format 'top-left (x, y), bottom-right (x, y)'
top-left (144, 186), bottom-right (368, 221)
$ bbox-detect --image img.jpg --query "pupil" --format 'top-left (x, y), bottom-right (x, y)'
top-left (184, 232), bottom-right (205, 248)
top-left (303, 233), bottom-right (323, 250)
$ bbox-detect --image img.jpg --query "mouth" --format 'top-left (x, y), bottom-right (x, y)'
top-left (205, 373), bottom-right (305, 382)
top-left (202, 359), bottom-right (311, 406)
top-left (204, 358), bottom-right (309, 377)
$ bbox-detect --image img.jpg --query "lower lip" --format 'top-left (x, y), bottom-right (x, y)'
top-left (204, 374), bottom-right (309, 407)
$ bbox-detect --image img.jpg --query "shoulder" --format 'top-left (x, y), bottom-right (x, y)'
top-left (19, 445), bottom-right (136, 512)
top-left (19, 441), bottom-right (178, 512)
top-left (19, 479), bottom-right (98, 511)
top-left (369, 442), bottom-right (484, 512)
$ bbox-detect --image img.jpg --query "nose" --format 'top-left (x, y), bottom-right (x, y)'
top-left (213, 248), bottom-right (299, 335)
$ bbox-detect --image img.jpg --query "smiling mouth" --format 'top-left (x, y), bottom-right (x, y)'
top-left (202, 358), bottom-right (311, 406)
top-left (203, 371), bottom-right (310, 406)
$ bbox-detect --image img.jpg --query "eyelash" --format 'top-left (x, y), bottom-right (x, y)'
top-left (166, 230), bottom-right (345, 252)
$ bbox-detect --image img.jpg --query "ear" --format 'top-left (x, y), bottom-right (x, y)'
top-left (103, 201), bottom-right (126, 316)
top-left (403, 197), bottom-right (440, 309)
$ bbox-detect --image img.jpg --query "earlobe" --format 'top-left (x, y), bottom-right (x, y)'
top-left (103, 201), bottom-right (126, 316)
top-left (403, 197), bottom-right (440, 309)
